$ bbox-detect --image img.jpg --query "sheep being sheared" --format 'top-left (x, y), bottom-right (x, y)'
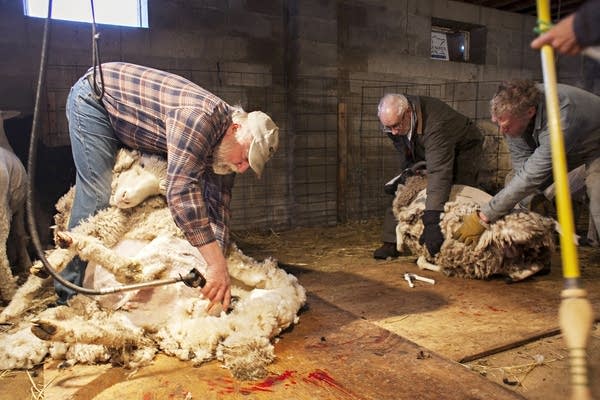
top-left (0, 110), bottom-right (31, 302)
top-left (0, 149), bottom-right (170, 322)
top-left (29, 235), bottom-right (305, 379)
top-left (0, 148), bottom-right (306, 380)
top-left (393, 175), bottom-right (555, 282)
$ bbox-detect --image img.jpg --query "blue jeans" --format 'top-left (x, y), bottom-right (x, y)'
top-left (55, 75), bottom-right (121, 304)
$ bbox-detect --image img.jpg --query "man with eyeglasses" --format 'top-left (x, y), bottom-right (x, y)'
top-left (373, 93), bottom-right (484, 259)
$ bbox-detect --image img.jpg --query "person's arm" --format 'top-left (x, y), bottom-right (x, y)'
top-left (196, 240), bottom-right (231, 311)
top-left (481, 134), bottom-right (553, 222)
top-left (452, 137), bottom-right (544, 245)
top-left (422, 123), bottom-right (455, 212)
top-left (530, 0), bottom-right (600, 55)
top-left (530, 13), bottom-right (581, 55)
top-left (202, 172), bottom-right (235, 249)
top-left (198, 172), bottom-right (235, 310)
top-left (165, 107), bottom-right (233, 309)
top-left (573, 0), bottom-right (600, 48)
top-left (419, 121), bottom-right (455, 256)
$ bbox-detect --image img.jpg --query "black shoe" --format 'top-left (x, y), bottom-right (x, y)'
top-left (373, 242), bottom-right (400, 259)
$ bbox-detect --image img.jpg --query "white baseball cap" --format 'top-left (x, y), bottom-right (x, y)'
top-left (246, 111), bottom-right (279, 177)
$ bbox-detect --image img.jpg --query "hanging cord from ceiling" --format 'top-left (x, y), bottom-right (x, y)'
top-left (90, 0), bottom-right (105, 100)
top-left (25, 0), bottom-right (205, 297)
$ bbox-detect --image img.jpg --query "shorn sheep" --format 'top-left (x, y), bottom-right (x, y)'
top-left (0, 110), bottom-right (31, 302)
top-left (393, 175), bottom-right (555, 282)
top-left (0, 148), bottom-right (306, 380)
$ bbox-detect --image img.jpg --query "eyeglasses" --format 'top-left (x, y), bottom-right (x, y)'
top-left (381, 112), bottom-right (409, 134)
top-left (381, 121), bottom-right (402, 134)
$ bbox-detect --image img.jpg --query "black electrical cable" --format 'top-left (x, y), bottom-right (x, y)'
top-left (26, 0), bottom-right (205, 297)
top-left (90, 0), bottom-right (105, 100)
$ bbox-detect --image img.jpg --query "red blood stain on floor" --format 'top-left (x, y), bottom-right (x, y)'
top-left (142, 392), bottom-right (153, 400)
top-left (240, 370), bottom-right (296, 394)
top-left (202, 368), bottom-right (363, 398)
top-left (304, 369), bottom-right (363, 399)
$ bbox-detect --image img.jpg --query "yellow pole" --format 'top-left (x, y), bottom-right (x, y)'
top-left (535, 1), bottom-right (594, 399)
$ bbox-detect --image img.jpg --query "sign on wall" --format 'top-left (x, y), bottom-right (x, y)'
top-left (431, 31), bottom-right (449, 60)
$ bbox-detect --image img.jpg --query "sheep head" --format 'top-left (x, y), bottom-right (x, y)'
top-left (110, 149), bottom-right (167, 209)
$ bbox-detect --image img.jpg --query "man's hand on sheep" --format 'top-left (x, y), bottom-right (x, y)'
top-left (202, 261), bottom-right (231, 312)
top-left (453, 211), bottom-right (487, 245)
top-left (419, 210), bottom-right (444, 256)
top-left (198, 242), bottom-right (232, 312)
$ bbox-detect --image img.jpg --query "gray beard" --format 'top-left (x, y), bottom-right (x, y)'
top-left (213, 162), bottom-right (236, 175)
top-left (212, 133), bottom-right (242, 175)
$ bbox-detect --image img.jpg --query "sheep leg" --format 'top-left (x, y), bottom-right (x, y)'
top-left (0, 206), bottom-right (17, 301)
top-left (587, 215), bottom-right (599, 246)
top-left (31, 319), bottom-right (57, 340)
top-left (56, 232), bottom-right (143, 284)
top-left (416, 255), bottom-right (442, 272)
top-left (0, 273), bottom-right (52, 322)
top-left (11, 206), bottom-right (31, 272)
top-left (31, 317), bottom-right (148, 349)
top-left (506, 263), bottom-right (544, 283)
top-left (69, 207), bottom-right (131, 249)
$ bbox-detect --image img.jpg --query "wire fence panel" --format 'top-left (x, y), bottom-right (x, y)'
top-left (353, 80), bottom-right (508, 221)
top-left (43, 64), bottom-right (292, 232)
top-left (43, 64), bottom-right (513, 232)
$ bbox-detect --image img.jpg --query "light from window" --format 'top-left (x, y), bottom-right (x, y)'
top-left (23, 0), bottom-right (148, 28)
top-left (431, 18), bottom-right (486, 65)
top-left (431, 27), bottom-right (469, 62)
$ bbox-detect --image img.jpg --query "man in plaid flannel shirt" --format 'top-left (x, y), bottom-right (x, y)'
top-left (57, 62), bottom-right (279, 311)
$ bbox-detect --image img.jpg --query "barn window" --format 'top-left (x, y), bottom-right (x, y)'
top-left (431, 18), bottom-right (486, 64)
top-left (23, 0), bottom-right (149, 28)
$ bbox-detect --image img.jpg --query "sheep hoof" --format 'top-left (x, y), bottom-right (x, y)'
top-left (31, 264), bottom-right (50, 278)
top-left (56, 232), bottom-right (74, 248)
top-left (505, 264), bottom-right (543, 283)
top-left (31, 320), bottom-right (58, 340)
top-left (59, 360), bottom-right (76, 369)
top-left (416, 255), bottom-right (441, 272)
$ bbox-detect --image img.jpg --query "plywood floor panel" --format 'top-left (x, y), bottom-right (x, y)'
top-left (33, 293), bottom-right (524, 400)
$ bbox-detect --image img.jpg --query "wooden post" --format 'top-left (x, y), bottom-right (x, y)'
top-left (337, 102), bottom-right (347, 223)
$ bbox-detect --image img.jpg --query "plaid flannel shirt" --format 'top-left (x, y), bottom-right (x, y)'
top-left (91, 62), bottom-right (235, 249)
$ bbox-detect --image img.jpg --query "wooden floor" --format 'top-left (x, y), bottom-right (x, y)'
top-left (1, 221), bottom-right (599, 399)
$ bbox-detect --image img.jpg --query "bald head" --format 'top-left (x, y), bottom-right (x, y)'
top-left (378, 94), bottom-right (412, 135)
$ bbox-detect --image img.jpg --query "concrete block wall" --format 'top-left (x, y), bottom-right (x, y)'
top-left (0, 0), bottom-right (291, 240)
top-left (0, 0), bottom-right (593, 236)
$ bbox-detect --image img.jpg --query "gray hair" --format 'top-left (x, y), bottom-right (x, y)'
top-left (230, 105), bottom-right (253, 144)
top-left (378, 93), bottom-right (410, 118)
top-left (490, 80), bottom-right (542, 119)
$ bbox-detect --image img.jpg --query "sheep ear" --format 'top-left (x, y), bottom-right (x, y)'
top-left (130, 149), bottom-right (141, 159)
top-left (113, 149), bottom-right (136, 172)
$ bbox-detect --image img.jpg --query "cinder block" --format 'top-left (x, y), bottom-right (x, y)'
top-left (292, 15), bottom-right (337, 43)
top-left (431, 0), bottom-right (481, 25)
top-left (293, 0), bottom-right (337, 19)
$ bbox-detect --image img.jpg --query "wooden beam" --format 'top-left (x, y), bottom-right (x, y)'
top-left (337, 102), bottom-right (347, 223)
